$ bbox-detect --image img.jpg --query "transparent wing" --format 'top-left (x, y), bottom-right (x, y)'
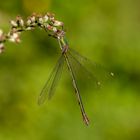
top-left (38, 55), bottom-right (64, 105)
top-left (68, 48), bottom-right (114, 87)
top-left (67, 52), bottom-right (99, 89)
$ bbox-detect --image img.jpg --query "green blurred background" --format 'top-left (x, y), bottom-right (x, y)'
top-left (0, 0), bottom-right (140, 140)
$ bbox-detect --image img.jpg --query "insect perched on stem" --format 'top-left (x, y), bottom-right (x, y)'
top-left (38, 36), bottom-right (90, 125)
top-left (37, 13), bottom-right (115, 125)
top-left (38, 32), bottom-right (114, 125)
top-left (0, 13), bottom-right (114, 125)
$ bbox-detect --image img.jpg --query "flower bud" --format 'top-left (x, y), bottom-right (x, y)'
top-left (9, 32), bottom-right (20, 43)
top-left (10, 20), bottom-right (18, 27)
top-left (19, 18), bottom-right (24, 27)
top-left (30, 16), bottom-right (36, 23)
top-left (46, 24), bottom-right (53, 30)
top-left (26, 19), bottom-right (32, 26)
top-left (26, 16), bottom-right (36, 27)
top-left (44, 15), bottom-right (49, 22)
top-left (38, 17), bottom-right (43, 24)
top-left (53, 20), bottom-right (63, 27)
top-left (52, 27), bottom-right (57, 32)
top-left (16, 16), bottom-right (24, 27)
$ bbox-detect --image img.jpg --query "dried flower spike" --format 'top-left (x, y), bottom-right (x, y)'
top-left (0, 12), bottom-right (65, 54)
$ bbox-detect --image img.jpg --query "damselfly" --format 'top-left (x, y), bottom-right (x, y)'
top-left (38, 36), bottom-right (114, 126)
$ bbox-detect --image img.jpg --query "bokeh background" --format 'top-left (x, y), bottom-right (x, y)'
top-left (0, 0), bottom-right (140, 140)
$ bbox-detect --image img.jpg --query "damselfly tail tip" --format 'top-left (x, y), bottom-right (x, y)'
top-left (83, 114), bottom-right (90, 126)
